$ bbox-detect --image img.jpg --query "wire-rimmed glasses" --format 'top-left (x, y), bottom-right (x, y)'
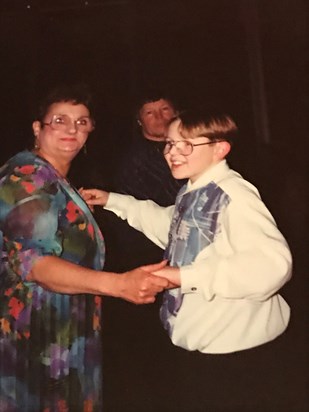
top-left (163, 140), bottom-right (222, 156)
top-left (41, 114), bottom-right (95, 132)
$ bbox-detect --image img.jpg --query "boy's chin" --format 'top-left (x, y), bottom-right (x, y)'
top-left (171, 170), bottom-right (188, 180)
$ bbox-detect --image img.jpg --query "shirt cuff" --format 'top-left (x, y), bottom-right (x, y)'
top-left (180, 257), bottom-right (219, 301)
top-left (180, 265), bottom-right (202, 294)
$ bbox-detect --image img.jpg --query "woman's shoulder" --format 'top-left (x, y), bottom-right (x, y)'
top-left (2, 149), bottom-right (36, 166)
top-left (0, 151), bottom-right (32, 180)
top-left (0, 150), bottom-right (59, 192)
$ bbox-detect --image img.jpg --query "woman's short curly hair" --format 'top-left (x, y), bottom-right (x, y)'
top-left (34, 83), bottom-right (94, 122)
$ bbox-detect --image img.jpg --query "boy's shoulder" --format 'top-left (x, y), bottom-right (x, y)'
top-left (217, 169), bottom-right (261, 203)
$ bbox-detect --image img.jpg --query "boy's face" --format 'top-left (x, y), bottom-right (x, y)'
top-left (164, 119), bottom-right (225, 183)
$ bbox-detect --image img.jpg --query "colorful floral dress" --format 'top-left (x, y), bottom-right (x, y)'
top-left (0, 151), bottom-right (105, 411)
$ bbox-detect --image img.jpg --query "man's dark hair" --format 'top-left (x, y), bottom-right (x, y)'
top-left (134, 88), bottom-right (177, 119)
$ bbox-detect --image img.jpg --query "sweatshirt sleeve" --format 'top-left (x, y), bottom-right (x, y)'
top-left (180, 187), bottom-right (292, 302)
top-left (105, 193), bottom-right (174, 249)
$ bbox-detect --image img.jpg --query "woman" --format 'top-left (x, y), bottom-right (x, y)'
top-left (0, 85), bottom-right (167, 411)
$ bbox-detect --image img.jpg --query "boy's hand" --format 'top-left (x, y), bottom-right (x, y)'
top-left (79, 188), bottom-right (110, 207)
top-left (152, 265), bottom-right (181, 287)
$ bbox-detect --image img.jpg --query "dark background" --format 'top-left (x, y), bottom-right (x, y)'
top-left (0, 0), bottom-right (307, 410)
top-left (0, 0), bottom-right (307, 232)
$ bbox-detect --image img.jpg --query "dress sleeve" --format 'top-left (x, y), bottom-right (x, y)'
top-left (2, 166), bottom-right (65, 281)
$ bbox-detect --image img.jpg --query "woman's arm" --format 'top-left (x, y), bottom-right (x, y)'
top-left (2, 168), bottom-right (170, 304)
top-left (28, 256), bottom-right (169, 304)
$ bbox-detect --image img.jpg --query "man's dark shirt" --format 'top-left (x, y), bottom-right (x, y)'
top-left (114, 138), bottom-right (184, 206)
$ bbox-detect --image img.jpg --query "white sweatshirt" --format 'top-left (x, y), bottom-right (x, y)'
top-left (105, 160), bottom-right (292, 353)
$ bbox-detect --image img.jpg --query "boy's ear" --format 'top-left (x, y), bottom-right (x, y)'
top-left (215, 141), bottom-right (231, 160)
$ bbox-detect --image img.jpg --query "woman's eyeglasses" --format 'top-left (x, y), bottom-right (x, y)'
top-left (41, 114), bottom-right (95, 133)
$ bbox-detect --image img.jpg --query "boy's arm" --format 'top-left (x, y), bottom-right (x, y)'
top-left (105, 193), bottom-right (174, 249)
top-left (172, 196), bottom-right (292, 302)
top-left (81, 188), bottom-right (174, 249)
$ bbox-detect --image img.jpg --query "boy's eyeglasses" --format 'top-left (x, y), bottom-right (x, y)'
top-left (41, 114), bottom-right (95, 132)
top-left (163, 140), bottom-right (223, 156)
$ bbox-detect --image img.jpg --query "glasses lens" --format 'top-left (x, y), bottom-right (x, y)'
top-left (76, 117), bottom-right (94, 132)
top-left (163, 142), bottom-right (172, 155)
top-left (179, 141), bottom-right (192, 155)
top-left (163, 141), bottom-right (193, 155)
top-left (51, 114), bottom-right (69, 130)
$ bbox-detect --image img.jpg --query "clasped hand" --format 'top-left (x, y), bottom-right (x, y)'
top-left (120, 261), bottom-right (177, 304)
top-left (117, 262), bottom-right (180, 306)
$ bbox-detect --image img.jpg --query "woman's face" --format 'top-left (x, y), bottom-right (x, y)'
top-left (32, 101), bottom-right (92, 163)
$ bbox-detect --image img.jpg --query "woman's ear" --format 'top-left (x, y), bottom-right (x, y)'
top-left (32, 121), bottom-right (41, 136)
top-left (215, 141), bottom-right (231, 160)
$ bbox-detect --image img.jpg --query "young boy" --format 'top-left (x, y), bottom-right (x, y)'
top-left (83, 109), bottom-right (293, 409)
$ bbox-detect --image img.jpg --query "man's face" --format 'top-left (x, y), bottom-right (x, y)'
top-left (138, 98), bottom-right (177, 141)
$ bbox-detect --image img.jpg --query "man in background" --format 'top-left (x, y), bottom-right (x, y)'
top-left (114, 90), bottom-right (184, 208)
top-left (104, 90), bottom-right (185, 272)
top-left (99, 90), bottom-right (185, 412)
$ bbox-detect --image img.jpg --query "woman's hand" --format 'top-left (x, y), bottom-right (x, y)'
top-left (79, 188), bottom-right (109, 207)
top-left (118, 261), bottom-right (171, 304)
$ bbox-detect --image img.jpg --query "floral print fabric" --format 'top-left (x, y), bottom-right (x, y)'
top-left (0, 151), bottom-right (105, 411)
